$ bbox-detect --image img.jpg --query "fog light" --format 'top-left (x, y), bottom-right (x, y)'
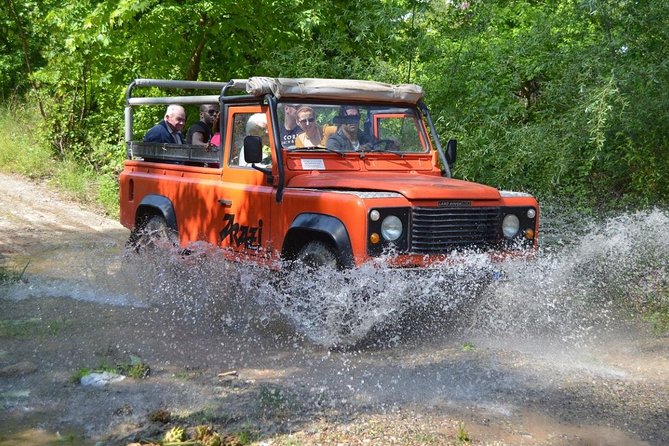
top-left (370, 233), bottom-right (380, 244)
top-left (523, 228), bottom-right (535, 239)
top-left (527, 208), bottom-right (536, 219)
top-left (370, 210), bottom-right (380, 221)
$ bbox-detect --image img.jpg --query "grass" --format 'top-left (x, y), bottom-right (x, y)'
top-left (184, 405), bottom-right (235, 425)
top-left (456, 423), bottom-right (471, 444)
top-left (259, 385), bottom-right (289, 411)
top-left (233, 424), bottom-right (261, 445)
top-left (0, 318), bottom-right (42, 338)
top-left (646, 304), bottom-right (669, 334)
top-left (0, 317), bottom-right (71, 338)
top-left (0, 261), bottom-right (29, 285)
top-left (69, 355), bottom-right (150, 383)
top-left (0, 102), bottom-right (54, 179)
top-left (0, 102), bottom-right (120, 218)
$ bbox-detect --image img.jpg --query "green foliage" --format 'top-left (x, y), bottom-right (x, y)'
top-left (117, 354), bottom-right (151, 379)
top-left (69, 367), bottom-right (92, 384)
top-left (647, 307), bottom-right (669, 334)
top-left (69, 355), bottom-right (150, 383)
top-left (0, 317), bottom-right (70, 338)
top-left (0, 0), bottom-right (55, 98)
top-left (0, 260), bottom-right (28, 286)
top-left (162, 425), bottom-right (186, 443)
top-left (0, 318), bottom-right (41, 338)
top-left (2, 0), bottom-right (669, 211)
top-left (417, 0), bottom-right (669, 207)
top-left (233, 425), bottom-right (261, 445)
top-left (0, 102), bottom-right (53, 178)
top-left (456, 422), bottom-right (471, 444)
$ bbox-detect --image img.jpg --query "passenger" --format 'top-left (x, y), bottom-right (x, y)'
top-left (326, 105), bottom-right (370, 151)
top-left (280, 103), bottom-right (302, 148)
top-left (186, 103), bottom-right (219, 145)
top-left (143, 104), bottom-right (186, 144)
top-left (294, 106), bottom-right (324, 148)
top-left (240, 113), bottom-right (271, 166)
top-left (209, 111), bottom-right (221, 147)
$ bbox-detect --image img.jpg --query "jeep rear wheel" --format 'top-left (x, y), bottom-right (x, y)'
top-left (128, 215), bottom-right (178, 253)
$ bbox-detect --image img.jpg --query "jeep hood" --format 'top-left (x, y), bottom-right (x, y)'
top-left (286, 172), bottom-right (501, 200)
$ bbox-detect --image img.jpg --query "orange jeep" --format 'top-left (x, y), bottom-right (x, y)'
top-left (120, 77), bottom-right (539, 269)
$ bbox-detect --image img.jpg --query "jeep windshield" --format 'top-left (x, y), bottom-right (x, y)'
top-left (279, 103), bottom-right (430, 154)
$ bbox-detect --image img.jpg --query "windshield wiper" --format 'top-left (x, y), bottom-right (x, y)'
top-left (285, 146), bottom-right (346, 157)
top-left (360, 146), bottom-right (406, 158)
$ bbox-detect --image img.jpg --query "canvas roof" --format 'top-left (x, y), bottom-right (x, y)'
top-left (229, 77), bottom-right (425, 104)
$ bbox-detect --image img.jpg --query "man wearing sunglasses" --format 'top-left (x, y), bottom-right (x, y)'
top-left (186, 104), bottom-right (219, 145)
top-left (326, 105), bottom-right (370, 152)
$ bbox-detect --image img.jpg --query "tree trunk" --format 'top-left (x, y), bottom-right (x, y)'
top-left (5, 0), bottom-right (46, 119)
top-left (185, 15), bottom-right (209, 81)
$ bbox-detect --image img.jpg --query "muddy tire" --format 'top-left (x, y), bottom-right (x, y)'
top-left (292, 240), bottom-right (364, 346)
top-left (127, 215), bottom-right (178, 253)
top-left (296, 240), bottom-right (338, 270)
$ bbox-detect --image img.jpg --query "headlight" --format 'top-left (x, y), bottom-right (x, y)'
top-left (381, 215), bottom-right (403, 241)
top-left (502, 214), bottom-right (520, 238)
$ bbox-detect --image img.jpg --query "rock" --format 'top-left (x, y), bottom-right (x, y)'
top-left (0, 361), bottom-right (37, 377)
top-left (80, 371), bottom-right (125, 387)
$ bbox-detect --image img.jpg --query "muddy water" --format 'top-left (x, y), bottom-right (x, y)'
top-left (1, 208), bottom-right (668, 445)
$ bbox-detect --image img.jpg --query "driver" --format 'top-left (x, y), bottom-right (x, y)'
top-left (326, 105), bottom-right (370, 152)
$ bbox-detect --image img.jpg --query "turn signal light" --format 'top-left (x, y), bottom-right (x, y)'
top-left (370, 233), bottom-right (380, 244)
top-left (523, 228), bottom-right (535, 239)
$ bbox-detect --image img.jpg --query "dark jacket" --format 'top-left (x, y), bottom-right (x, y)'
top-left (143, 120), bottom-right (183, 144)
top-left (186, 120), bottom-right (212, 144)
top-left (326, 127), bottom-right (369, 151)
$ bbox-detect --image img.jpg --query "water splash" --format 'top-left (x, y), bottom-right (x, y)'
top-left (469, 208), bottom-right (669, 345)
top-left (4, 209), bottom-right (668, 350)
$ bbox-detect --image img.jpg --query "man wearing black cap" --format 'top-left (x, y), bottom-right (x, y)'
top-left (326, 105), bottom-right (370, 151)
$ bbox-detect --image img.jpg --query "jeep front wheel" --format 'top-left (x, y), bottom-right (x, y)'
top-left (296, 240), bottom-right (338, 270)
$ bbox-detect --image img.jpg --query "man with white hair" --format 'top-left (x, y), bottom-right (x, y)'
top-left (143, 104), bottom-right (186, 144)
top-left (240, 113), bottom-right (271, 166)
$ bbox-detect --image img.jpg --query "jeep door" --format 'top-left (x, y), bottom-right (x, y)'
top-left (215, 105), bottom-right (275, 259)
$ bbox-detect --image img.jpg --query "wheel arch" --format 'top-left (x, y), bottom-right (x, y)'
top-left (282, 213), bottom-right (354, 268)
top-left (135, 194), bottom-right (178, 231)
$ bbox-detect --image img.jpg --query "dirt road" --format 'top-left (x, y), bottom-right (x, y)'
top-left (1, 172), bottom-right (668, 445)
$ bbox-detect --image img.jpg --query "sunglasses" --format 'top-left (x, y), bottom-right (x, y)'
top-left (206, 109), bottom-right (218, 116)
top-left (298, 117), bottom-right (316, 124)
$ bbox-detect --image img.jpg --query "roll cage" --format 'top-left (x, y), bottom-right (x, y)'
top-left (124, 77), bottom-right (453, 202)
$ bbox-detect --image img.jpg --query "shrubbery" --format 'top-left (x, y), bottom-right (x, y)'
top-left (2, 0), bottom-right (668, 212)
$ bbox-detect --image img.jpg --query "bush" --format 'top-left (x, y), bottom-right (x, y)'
top-left (0, 102), bottom-right (54, 178)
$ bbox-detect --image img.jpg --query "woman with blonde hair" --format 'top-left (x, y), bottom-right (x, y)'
top-left (294, 106), bottom-right (324, 148)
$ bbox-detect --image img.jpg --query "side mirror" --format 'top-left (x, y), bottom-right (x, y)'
top-left (243, 136), bottom-right (263, 164)
top-left (446, 139), bottom-right (457, 166)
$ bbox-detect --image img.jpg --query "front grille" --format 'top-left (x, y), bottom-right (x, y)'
top-left (411, 207), bottom-right (501, 253)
